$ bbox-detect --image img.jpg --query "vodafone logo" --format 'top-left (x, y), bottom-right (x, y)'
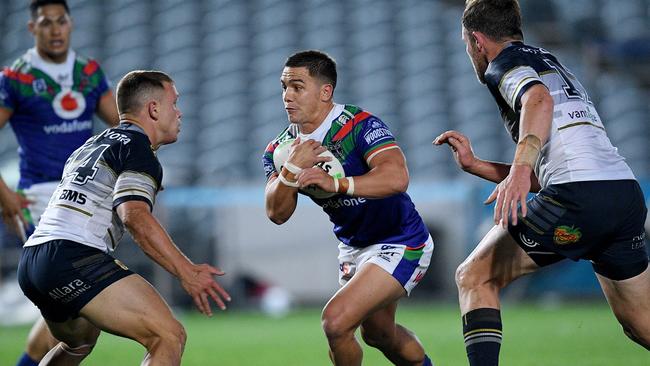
top-left (53, 89), bottom-right (86, 119)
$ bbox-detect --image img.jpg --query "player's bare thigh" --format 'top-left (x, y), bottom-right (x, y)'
top-left (323, 263), bottom-right (405, 330)
top-left (78, 273), bottom-right (183, 345)
top-left (456, 225), bottom-right (539, 312)
top-left (597, 266), bottom-right (650, 328)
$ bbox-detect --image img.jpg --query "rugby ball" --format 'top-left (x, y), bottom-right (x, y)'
top-left (273, 138), bottom-right (345, 199)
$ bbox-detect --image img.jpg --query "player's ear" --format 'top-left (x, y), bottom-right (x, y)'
top-left (471, 31), bottom-right (487, 52)
top-left (27, 19), bottom-right (35, 35)
top-left (148, 100), bottom-right (159, 120)
top-left (320, 84), bottom-right (333, 102)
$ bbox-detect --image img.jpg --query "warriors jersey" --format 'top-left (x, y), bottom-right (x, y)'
top-left (25, 123), bottom-right (162, 253)
top-left (484, 41), bottom-right (634, 188)
top-left (263, 104), bottom-right (429, 248)
top-left (0, 48), bottom-right (111, 189)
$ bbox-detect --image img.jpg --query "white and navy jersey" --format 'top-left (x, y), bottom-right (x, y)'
top-left (484, 41), bottom-right (634, 188)
top-left (25, 123), bottom-right (162, 252)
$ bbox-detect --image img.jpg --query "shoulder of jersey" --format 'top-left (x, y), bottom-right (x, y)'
top-left (75, 54), bottom-right (103, 76)
top-left (103, 127), bottom-right (149, 148)
top-left (2, 55), bottom-right (32, 80)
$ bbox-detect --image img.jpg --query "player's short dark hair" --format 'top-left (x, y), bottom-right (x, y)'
top-left (116, 70), bottom-right (174, 114)
top-left (30, 0), bottom-right (70, 18)
top-left (284, 50), bottom-right (337, 90)
top-left (462, 0), bottom-right (524, 41)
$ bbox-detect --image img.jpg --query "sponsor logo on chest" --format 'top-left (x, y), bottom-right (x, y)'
top-left (53, 89), bottom-right (86, 119)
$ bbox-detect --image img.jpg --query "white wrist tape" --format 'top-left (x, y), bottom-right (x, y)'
top-left (333, 177), bottom-right (339, 193)
top-left (283, 162), bottom-right (303, 175)
top-left (346, 177), bottom-right (355, 196)
top-left (277, 172), bottom-right (299, 188)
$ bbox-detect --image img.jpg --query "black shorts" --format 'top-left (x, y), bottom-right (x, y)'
top-left (18, 239), bottom-right (133, 322)
top-left (508, 180), bottom-right (648, 281)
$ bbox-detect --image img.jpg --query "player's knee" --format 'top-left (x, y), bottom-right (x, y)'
top-left (162, 320), bottom-right (187, 350)
top-left (141, 318), bottom-right (186, 354)
top-left (455, 261), bottom-right (501, 292)
top-left (321, 306), bottom-right (354, 341)
top-left (455, 261), bottom-right (477, 291)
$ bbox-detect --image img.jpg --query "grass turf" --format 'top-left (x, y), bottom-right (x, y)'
top-left (1, 303), bottom-right (648, 365)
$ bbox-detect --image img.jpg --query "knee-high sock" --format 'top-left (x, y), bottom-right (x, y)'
top-left (462, 308), bottom-right (502, 366)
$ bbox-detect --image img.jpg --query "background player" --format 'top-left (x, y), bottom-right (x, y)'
top-left (434, 0), bottom-right (650, 364)
top-left (0, 1), bottom-right (119, 365)
top-left (18, 70), bottom-right (231, 366)
top-left (264, 50), bottom-right (434, 366)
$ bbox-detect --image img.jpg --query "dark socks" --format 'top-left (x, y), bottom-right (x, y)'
top-left (462, 308), bottom-right (502, 366)
top-left (16, 352), bottom-right (39, 366)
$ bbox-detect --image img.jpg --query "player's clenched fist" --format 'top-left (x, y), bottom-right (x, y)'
top-left (287, 137), bottom-right (331, 168)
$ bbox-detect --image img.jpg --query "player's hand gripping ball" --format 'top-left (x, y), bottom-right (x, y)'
top-left (273, 138), bottom-right (345, 199)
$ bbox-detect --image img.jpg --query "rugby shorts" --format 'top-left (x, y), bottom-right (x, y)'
top-left (508, 180), bottom-right (648, 280)
top-left (338, 235), bottom-right (434, 295)
top-left (18, 239), bottom-right (133, 322)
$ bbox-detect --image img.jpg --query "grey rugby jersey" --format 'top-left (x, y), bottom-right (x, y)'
top-left (25, 123), bottom-right (162, 252)
top-left (484, 41), bottom-right (634, 188)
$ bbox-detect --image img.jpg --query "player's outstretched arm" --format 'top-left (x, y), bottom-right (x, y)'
top-left (486, 84), bottom-right (552, 227)
top-left (117, 200), bottom-right (231, 316)
top-left (433, 130), bottom-right (541, 190)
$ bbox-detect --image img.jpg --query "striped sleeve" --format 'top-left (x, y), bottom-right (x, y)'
top-left (497, 66), bottom-right (542, 110)
top-left (113, 171), bottom-right (158, 210)
top-left (109, 135), bottom-right (162, 211)
top-left (0, 69), bottom-right (16, 110)
top-left (356, 116), bottom-right (400, 163)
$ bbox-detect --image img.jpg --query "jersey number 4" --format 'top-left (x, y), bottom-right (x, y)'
top-left (71, 144), bottom-right (111, 185)
top-left (542, 58), bottom-right (589, 103)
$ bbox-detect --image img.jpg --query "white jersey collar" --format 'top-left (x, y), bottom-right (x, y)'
top-left (26, 47), bottom-right (76, 89)
top-left (298, 103), bottom-right (344, 143)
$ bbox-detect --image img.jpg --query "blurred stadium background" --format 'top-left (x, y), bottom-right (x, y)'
top-left (0, 0), bottom-right (649, 364)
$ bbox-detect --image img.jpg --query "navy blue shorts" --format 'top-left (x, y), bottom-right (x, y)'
top-left (18, 240), bottom-right (133, 322)
top-left (508, 180), bottom-right (648, 281)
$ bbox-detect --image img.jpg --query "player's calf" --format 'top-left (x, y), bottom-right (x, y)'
top-left (24, 318), bottom-right (58, 362)
top-left (361, 324), bottom-right (431, 366)
top-left (360, 325), bottom-right (392, 349)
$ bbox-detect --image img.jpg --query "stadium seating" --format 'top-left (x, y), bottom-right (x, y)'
top-left (0, 0), bottom-right (648, 185)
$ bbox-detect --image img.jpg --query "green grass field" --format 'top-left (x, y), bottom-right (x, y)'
top-left (1, 303), bottom-right (648, 365)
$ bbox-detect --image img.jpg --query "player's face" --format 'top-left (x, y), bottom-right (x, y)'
top-left (29, 4), bottom-right (72, 64)
top-left (157, 82), bottom-right (182, 145)
top-left (281, 66), bottom-right (326, 125)
top-left (462, 27), bottom-right (488, 84)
